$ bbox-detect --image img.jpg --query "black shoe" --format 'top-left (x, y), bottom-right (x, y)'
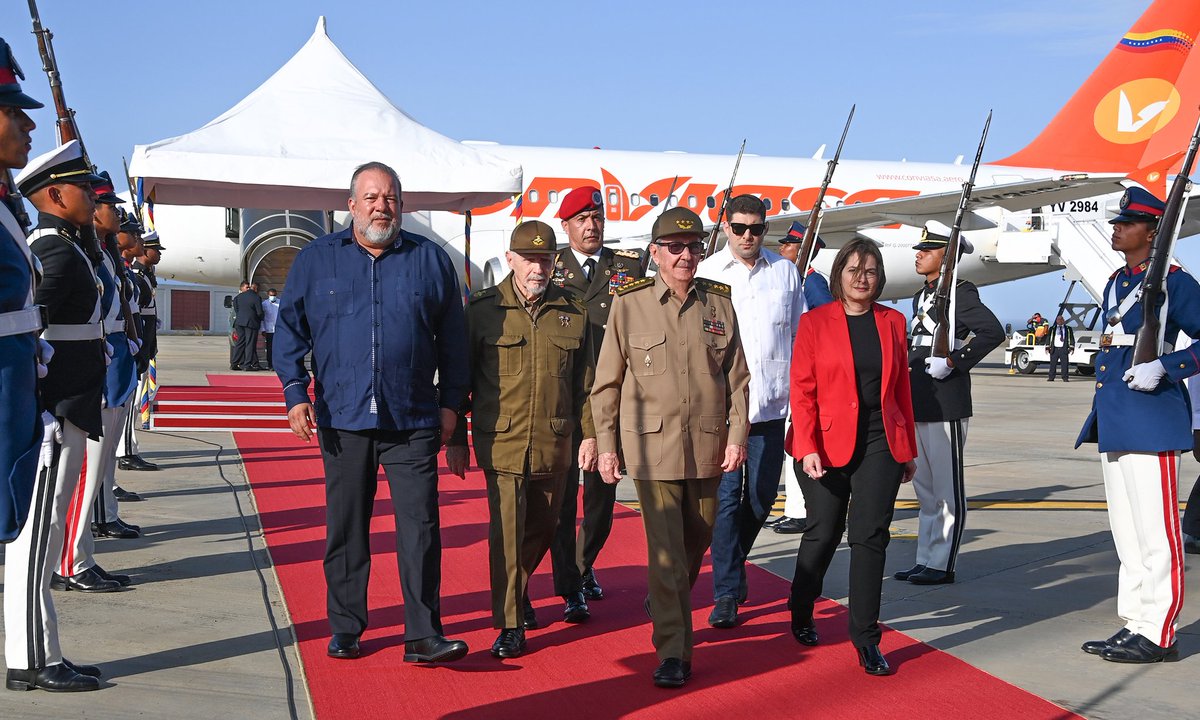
top-left (907, 567), bottom-right (955, 585)
top-left (93, 520), bottom-right (140, 539)
top-left (490, 628), bottom-right (526, 659)
top-left (773, 517), bottom-right (806, 534)
top-left (6, 664), bottom-right (100, 692)
top-left (521, 595), bottom-right (539, 630)
top-left (327, 633), bottom-right (360, 659)
top-left (246, 365), bottom-right (265, 372)
top-left (893, 564), bottom-right (927, 581)
top-left (92, 565), bottom-right (133, 587)
top-left (652, 658), bottom-right (691, 688)
top-left (61, 659), bottom-right (101, 678)
top-left (113, 485), bottom-right (143, 502)
top-left (791, 617), bottom-right (819, 646)
top-left (1082, 628), bottom-right (1135, 656)
top-left (117, 455), bottom-right (158, 472)
top-left (50, 568), bottom-right (122, 593)
top-left (581, 567), bottom-right (604, 600)
top-left (1100, 633), bottom-right (1180, 664)
top-left (563, 592), bottom-right (590, 624)
top-left (762, 514), bottom-right (784, 527)
top-left (1185, 533), bottom-right (1200, 555)
top-left (708, 596), bottom-right (738, 629)
top-left (230, 366), bottom-right (243, 372)
top-left (404, 635), bottom-right (468, 663)
top-left (856, 645), bottom-right (893, 675)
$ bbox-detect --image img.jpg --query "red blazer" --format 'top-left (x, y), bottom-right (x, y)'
top-left (786, 301), bottom-right (916, 467)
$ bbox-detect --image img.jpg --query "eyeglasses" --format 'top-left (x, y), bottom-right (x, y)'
top-left (653, 240), bottom-right (705, 255)
top-left (729, 222), bottom-right (767, 237)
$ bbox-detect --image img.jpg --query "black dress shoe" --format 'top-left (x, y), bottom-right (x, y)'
top-left (791, 617), bottom-right (819, 646)
top-left (6, 663), bottom-right (100, 692)
top-left (652, 657), bottom-right (691, 688)
top-left (563, 592), bottom-right (590, 624)
top-left (521, 595), bottom-right (539, 630)
top-left (773, 517), bottom-right (806, 534)
top-left (907, 567), bottom-right (955, 585)
top-left (93, 520), bottom-right (141, 539)
top-left (93, 565), bottom-right (133, 587)
top-left (1100, 633), bottom-right (1179, 664)
top-left (1185, 533), bottom-right (1200, 555)
top-left (1082, 627), bottom-right (1134, 656)
top-left (61, 659), bottom-right (101, 678)
top-left (117, 455), bottom-right (158, 472)
top-left (327, 633), bottom-right (361, 659)
top-left (490, 628), bottom-right (527, 658)
top-left (856, 645), bottom-right (893, 675)
top-left (893, 564), bottom-right (926, 581)
top-left (581, 567), bottom-right (604, 600)
top-left (708, 596), bottom-right (738, 629)
top-left (404, 635), bottom-right (469, 663)
top-left (50, 568), bottom-right (122, 593)
top-left (113, 485), bottom-right (143, 502)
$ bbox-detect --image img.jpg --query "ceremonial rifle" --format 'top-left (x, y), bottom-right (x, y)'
top-left (797, 106), bottom-right (854, 284)
top-left (1131, 109), bottom-right (1200, 365)
top-left (702, 139), bottom-right (746, 259)
top-left (639, 175), bottom-right (679, 274)
top-left (931, 111), bottom-right (991, 359)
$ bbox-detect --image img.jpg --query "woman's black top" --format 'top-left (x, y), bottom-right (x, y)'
top-left (845, 307), bottom-right (882, 413)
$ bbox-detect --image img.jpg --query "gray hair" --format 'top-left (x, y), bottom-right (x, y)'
top-left (349, 161), bottom-right (402, 198)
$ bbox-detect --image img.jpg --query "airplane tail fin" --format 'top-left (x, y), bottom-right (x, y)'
top-left (994, 0), bottom-right (1200, 176)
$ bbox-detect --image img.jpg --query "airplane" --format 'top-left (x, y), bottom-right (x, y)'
top-left (147, 0), bottom-right (1200, 306)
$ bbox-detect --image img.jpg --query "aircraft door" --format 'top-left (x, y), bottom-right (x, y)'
top-left (603, 182), bottom-right (626, 222)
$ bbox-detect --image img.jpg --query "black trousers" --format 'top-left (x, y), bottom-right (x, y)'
top-left (790, 412), bottom-right (903, 647)
top-left (262, 331), bottom-right (274, 368)
top-left (318, 426), bottom-right (443, 641)
top-left (550, 429), bottom-right (616, 595)
top-left (1183, 473), bottom-right (1200, 538)
top-left (233, 325), bottom-right (260, 368)
top-left (1048, 345), bottom-right (1071, 381)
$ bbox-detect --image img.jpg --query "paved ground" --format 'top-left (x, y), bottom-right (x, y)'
top-left (0, 335), bottom-right (1194, 719)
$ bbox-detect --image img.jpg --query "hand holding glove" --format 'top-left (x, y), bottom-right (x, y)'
top-left (39, 411), bottom-right (61, 469)
top-left (35, 338), bottom-right (54, 379)
top-left (925, 356), bottom-right (953, 380)
top-left (103, 340), bottom-right (114, 367)
top-left (1123, 359), bottom-right (1166, 392)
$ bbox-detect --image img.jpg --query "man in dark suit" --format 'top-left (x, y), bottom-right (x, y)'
top-left (232, 282), bottom-right (264, 370)
top-left (542, 186), bottom-right (645, 625)
top-left (1047, 315), bottom-right (1075, 382)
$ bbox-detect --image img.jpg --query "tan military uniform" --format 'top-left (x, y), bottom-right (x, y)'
top-left (590, 274), bottom-right (750, 661)
top-left (452, 275), bottom-right (594, 629)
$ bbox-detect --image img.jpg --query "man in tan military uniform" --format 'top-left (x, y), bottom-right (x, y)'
top-left (592, 207), bottom-right (750, 688)
top-left (447, 220), bottom-right (597, 659)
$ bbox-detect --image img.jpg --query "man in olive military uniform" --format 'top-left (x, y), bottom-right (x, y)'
top-left (447, 220), bottom-right (597, 659)
top-left (592, 207), bottom-right (750, 688)
top-left (547, 185), bottom-right (646, 621)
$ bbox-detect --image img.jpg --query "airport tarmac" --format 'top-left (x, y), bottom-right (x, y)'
top-left (0, 335), bottom-right (1195, 720)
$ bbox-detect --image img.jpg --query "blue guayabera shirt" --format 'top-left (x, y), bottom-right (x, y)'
top-left (274, 227), bottom-right (468, 431)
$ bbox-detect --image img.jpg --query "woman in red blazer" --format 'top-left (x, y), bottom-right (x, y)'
top-left (786, 238), bottom-right (917, 676)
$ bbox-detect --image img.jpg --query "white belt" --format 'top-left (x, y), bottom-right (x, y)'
top-left (910, 336), bottom-right (964, 350)
top-left (1100, 333), bottom-right (1171, 354)
top-left (104, 318), bottom-right (126, 335)
top-left (0, 307), bottom-right (42, 337)
top-left (139, 307), bottom-right (157, 316)
top-left (42, 322), bottom-right (103, 341)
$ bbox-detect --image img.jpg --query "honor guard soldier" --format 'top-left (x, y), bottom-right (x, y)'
top-left (896, 224), bottom-right (1003, 585)
top-left (117, 229), bottom-right (161, 472)
top-left (6, 139), bottom-right (108, 692)
top-left (592, 207), bottom-right (750, 688)
top-left (546, 185), bottom-right (646, 622)
top-left (1076, 187), bottom-right (1200, 664)
top-left (447, 220), bottom-right (597, 659)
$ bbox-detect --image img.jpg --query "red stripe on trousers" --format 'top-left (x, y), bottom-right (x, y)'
top-left (1158, 452), bottom-right (1183, 648)
top-left (59, 451), bottom-right (89, 577)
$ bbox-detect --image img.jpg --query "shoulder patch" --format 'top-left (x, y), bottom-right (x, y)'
top-left (1169, 264), bottom-right (1183, 274)
top-left (614, 248), bottom-right (643, 259)
top-left (470, 286), bottom-right (499, 301)
top-left (696, 278), bottom-right (731, 298)
top-left (615, 276), bottom-right (654, 295)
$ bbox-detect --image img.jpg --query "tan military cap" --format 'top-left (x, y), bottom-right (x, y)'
top-left (510, 220), bottom-right (558, 254)
top-left (652, 207), bottom-right (706, 241)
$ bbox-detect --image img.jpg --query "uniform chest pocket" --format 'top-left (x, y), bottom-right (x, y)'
top-left (546, 334), bottom-right (581, 377)
top-left (703, 336), bottom-right (730, 375)
top-left (483, 334), bottom-right (525, 376)
top-left (629, 332), bottom-right (667, 377)
top-left (315, 278), bottom-right (355, 317)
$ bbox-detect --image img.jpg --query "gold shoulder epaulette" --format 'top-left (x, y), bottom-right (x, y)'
top-left (614, 248), bottom-right (642, 259)
top-left (696, 278), bottom-right (731, 298)
top-left (615, 276), bottom-right (654, 295)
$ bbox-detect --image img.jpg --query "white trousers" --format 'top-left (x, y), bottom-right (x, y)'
top-left (97, 403), bottom-right (129, 523)
top-left (116, 379), bottom-right (142, 457)
top-left (1101, 451), bottom-right (1185, 648)
top-left (913, 419), bottom-right (969, 572)
top-left (59, 405), bottom-right (125, 576)
top-left (4, 419), bottom-right (87, 670)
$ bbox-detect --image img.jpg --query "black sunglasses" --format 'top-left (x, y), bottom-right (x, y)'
top-left (653, 240), bottom-right (705, 255)
top-left (729, 222), bottom-right (767, 237)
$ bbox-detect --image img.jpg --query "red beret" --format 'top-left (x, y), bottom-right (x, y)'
top-left (558, 185), bottom-right (604, 220)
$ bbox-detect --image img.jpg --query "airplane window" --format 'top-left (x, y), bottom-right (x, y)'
top-left (763, 198), bottom-right (773, 210)
top-left (649, 193), bottom-right (660, 207)
top-left (781, 199), bottom-right (790, 211)
top-left (668, 194), bottom-right (677, 208)
top-left (631, 193), bottom-right (642, 207)
top-left (607, 190), bottom-right (618, 205)
top-left (529, 189), bottom-right (539, 203)
top-left (687, 195), bottom-right (696, 207)
top-left (549, 190), bottom-right (559, 204)
top-left (707, 196), bottom-right (716, 208)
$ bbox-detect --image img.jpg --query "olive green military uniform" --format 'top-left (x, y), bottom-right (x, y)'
top-left (549, 245), bottom-right (646, 595)
top-left (590, 274), bottom-right (750, 662)
top-left (453, 274), bottom-right (594, 629)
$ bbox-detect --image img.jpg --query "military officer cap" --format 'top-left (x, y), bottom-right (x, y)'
top-left (0, 38), bottom-right (43, 109)
top-left (912, 221), bottom-right (973, 254)
top-left (1109, 186), bottom-right (1165, 224)
top-left (15, 140), bottom-right (105, 197)
top-left (119, 208), bottom-right (143, 234)
top-left (509, 220), bottom-right (556, 254)
top-left (780, 220), bottom-right (825, 248)
top-left (91, 170), bottom-right (125, 205)
top-left (652, 207), bottom-right (706, 241)
top-left (558, 185), bottom-right (604, 220)
top-left (142, 230), bottom-right (164, 250)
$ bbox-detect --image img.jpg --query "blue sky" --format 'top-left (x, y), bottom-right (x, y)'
top-left (1, 0), bottom-right (1181, 322)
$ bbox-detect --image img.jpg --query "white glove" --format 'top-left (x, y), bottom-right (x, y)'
top-left (925, 356), bottom-right (953, 380)
top-left (1123, 359), bottom-right (1167, 392)
top-left (127, 338), bottom-right (140, 356)
top-left (103, 340), bottom-right (114, 367)
top-left (39, 411), bottom-right (61, 469)
top-left (35, 338), bottom-right (53, 379)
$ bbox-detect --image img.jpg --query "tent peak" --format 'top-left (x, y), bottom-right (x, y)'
top-left (315, 16), bottom-right (327, 35)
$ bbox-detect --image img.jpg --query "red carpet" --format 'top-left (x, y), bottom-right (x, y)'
top-left (228, 421), bottom-right (1082, 720)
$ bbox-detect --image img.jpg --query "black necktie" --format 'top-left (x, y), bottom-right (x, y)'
top-left (583, 258), bottom-right (596, 282)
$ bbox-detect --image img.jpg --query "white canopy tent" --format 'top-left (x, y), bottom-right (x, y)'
top-left (129, 17), bottom-right (521, 212)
